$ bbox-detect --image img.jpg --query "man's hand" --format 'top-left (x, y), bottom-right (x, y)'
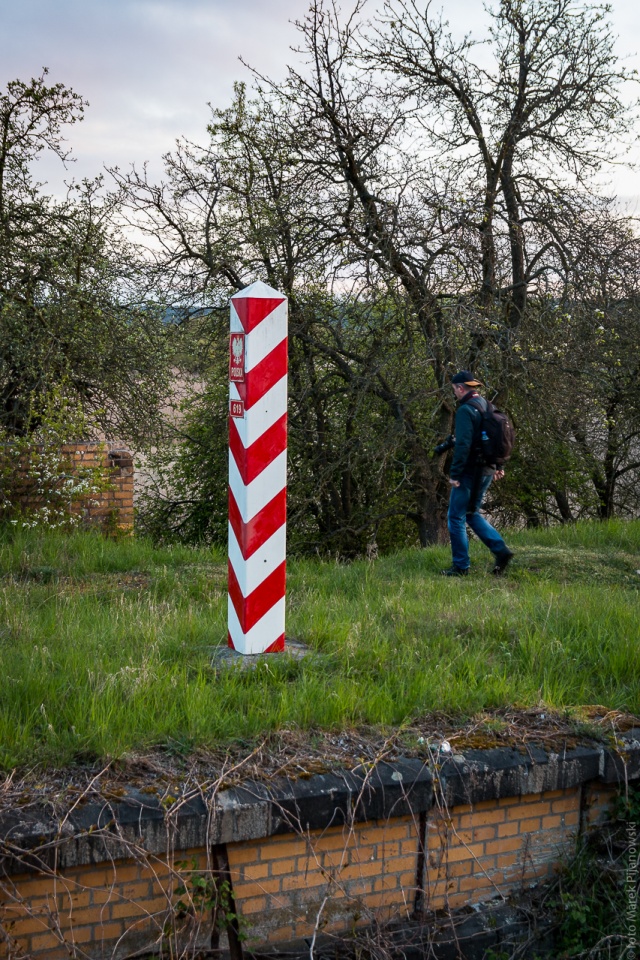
top-left (449, 479), bottom-right (460, 488)
top-left (494, 469), bottom-right (505, 481)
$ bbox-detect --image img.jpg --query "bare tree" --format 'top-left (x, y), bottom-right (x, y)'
top-left (122, 0), bottom-right (640, 547)
top-left (368, 0), bottom-right (638, 368)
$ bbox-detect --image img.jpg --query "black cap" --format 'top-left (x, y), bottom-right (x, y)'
top-left (451, 370), bottom-right (483, 386)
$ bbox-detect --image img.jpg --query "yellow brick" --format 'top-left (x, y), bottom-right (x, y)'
top-left (260, 839), bottom-right (308, 861)
top-left (348, 845), bottom-right (378, 864)
top-left (372, 824), bottom-right (413, 841)
top-left (496, 853), bottom-right (518, 868)
top-left (542, 814), bottom-right (562, 830)
top-left (241, 896), bottom-right (267, 915)
top-left (347, 879), bottom-right (374, 897)
top-left (373, 875), bottom-right (398, 892)
top-left (120, 881), bottom-right (153, 901)
top-left (518, 817), bottom-right (542, 833)
top-left (458, 808), bottom-right (506, 828)
top-left (30, 931), bottom-right (62, 952)
top-left (111, 901), bottom-right (150, 920)
top-left (227, 844), bottom-right (260, 866)
top-left (552, 797), bottom-right (579, 813)
top-left (497, 821), bottom-right (519, 838)
top-left (519, 800), bottom-right (554, 817)
top-left (313, 831), bottom-right (352, 852)
top-left (66, 925), bottom-right (94, 944)
top-left (270, 857), bottom-right (297, 876)
top-left (506, 802), bottom-right (540, 820)
top-left (444, 859), bottom-right (474, 878)
top-left (65, 905), bottom-right (110, 926)
top-left (3, 916), bottom-right (50, 936)
top-left (337, 861), bottom-right (382, 881)
top-left (456, 829), bottom-right (474, 845)
top-left (398, 871), bottom-right (417, 889)
top-left (140, 896), bottom-right (171, 916)
top-left (541, 789), bottom-right (567, 800)
top-left (400, 839), bottom-right (419, 854)
top-left (364, 890), bottom-right (410, 911)
top-left (317, 850), bottom-right (349, 870)
top-left (427, 879), bottom-right (458, 900)
top-left (234, 878), bottom-right (281, 898)
top-left (381, 854), bottom-right (417, 874)
top-left (442, 842), bottom-right (485, 863)
top-left (473, 825), bottom-right (497, 842)
top-left (459, 875), bottom-right (482, 893)
top-left (281, 871), bottom-right (327, 892)
top-left (15, 877), bottom-right (54, 898)
top-left (564, 811), bottom-right (580, 827)
top-left (94, 921), bottom-right (125, 940)
top-left (485, 837), bottom-right (521, 855)
top-left (472, 870), bottom-right (495, 890)
top-left (242, 862), bottom-right (270, 881)
top-left (91, 889), bottom-right (115, 906)
top-left (498, 795), bottom-right (525, 806)
top-left (473, 856), bottom-right (496, 875)
top-left (376, 838), bottom-right (402, 856)
top-left (58, 888), bottom-right (92, 911)
top-left (79, 868), bottom-right (119, 888)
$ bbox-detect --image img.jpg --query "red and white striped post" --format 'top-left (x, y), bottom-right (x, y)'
top-left (227, 281), bottom-right (288, 654)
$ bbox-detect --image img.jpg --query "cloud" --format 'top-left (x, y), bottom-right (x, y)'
top-left (1, 0), bottom-right (638, 197)
top-left (0, 0), bottom-right (303, 189)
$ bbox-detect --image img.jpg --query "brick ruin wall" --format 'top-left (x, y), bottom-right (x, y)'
top-left (0, 747), bottom-right (634, 959)
top-left (65, 443), bottom-right (134, 531)
top-left (2, 442), bottom-right (134, 532)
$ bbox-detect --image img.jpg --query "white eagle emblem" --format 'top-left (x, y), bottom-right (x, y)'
top-left (232, 337), bottom-right (244, 362)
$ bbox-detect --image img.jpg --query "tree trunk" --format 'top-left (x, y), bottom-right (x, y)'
top-left (553, 488), bottom-right (574, 523)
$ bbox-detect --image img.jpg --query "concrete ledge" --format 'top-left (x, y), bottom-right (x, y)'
top-left (1, 733), bottom-right (638, 875)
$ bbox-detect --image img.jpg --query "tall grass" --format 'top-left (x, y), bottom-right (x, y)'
top-left (0, 521), bottom-right (638, 770)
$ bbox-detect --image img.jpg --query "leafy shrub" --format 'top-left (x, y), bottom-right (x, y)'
top-left (0, 389), bottom-right (107, 531)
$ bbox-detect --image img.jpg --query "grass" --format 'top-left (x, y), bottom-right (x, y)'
top-left (0, 520), bottom-right (639, 771)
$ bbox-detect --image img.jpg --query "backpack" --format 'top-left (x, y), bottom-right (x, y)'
top-left (467, 397), bottom-right (515, 467)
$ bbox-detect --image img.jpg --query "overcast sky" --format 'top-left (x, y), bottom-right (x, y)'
top-left (1, 0), bottom-right (639, 203)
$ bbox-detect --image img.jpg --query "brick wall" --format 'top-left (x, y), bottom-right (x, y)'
top-left (0, 782), bottom-right (618, 959)
top-left (1, 848), bottom-right (209, 960)
top-left (423, 788), bottom-right (581, 912)
top-left (227, 814), bottom-right (419, 943)
top-left (2, 442), bottom-right (134, 533)
top-left (64, 443), bottom-right (134, 532)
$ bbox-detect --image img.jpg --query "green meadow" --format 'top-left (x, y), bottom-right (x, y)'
top-left (0, 520), bottom-right (638, 771)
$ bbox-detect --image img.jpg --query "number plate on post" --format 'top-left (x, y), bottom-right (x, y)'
top-left (230, 399), bottom-right (245, 419)
top-left (229, 333), bottom-right (245, 382)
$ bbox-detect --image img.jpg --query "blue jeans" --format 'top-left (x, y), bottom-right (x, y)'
top-left (448, 471), bottom-right (507, 570)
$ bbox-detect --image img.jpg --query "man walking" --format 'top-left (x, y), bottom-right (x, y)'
top-left (442, 371), bottom-right (514, 577)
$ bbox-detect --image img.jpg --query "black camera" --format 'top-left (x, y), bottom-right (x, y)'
top-left (434, 434), bottom-right (455, 456)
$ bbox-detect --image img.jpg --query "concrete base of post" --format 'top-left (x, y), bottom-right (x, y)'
top-left (211, 637), bottom-right (311, 672)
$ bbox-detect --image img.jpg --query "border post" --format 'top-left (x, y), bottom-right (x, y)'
top-left (227, 281), bottom-right (288, 654)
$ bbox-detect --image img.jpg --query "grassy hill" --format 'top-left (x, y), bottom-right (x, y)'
top-left (0, 521), bottom-right (638, 771)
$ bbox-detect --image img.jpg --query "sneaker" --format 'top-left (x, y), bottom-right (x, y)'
top-left (441, 566), bottom-right (469, 577)
top-left (492, 549), bottom-right (514, 575)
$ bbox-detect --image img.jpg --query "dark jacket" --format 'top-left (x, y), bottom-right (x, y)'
top-left (449, 392), bottom-right (487, 481)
